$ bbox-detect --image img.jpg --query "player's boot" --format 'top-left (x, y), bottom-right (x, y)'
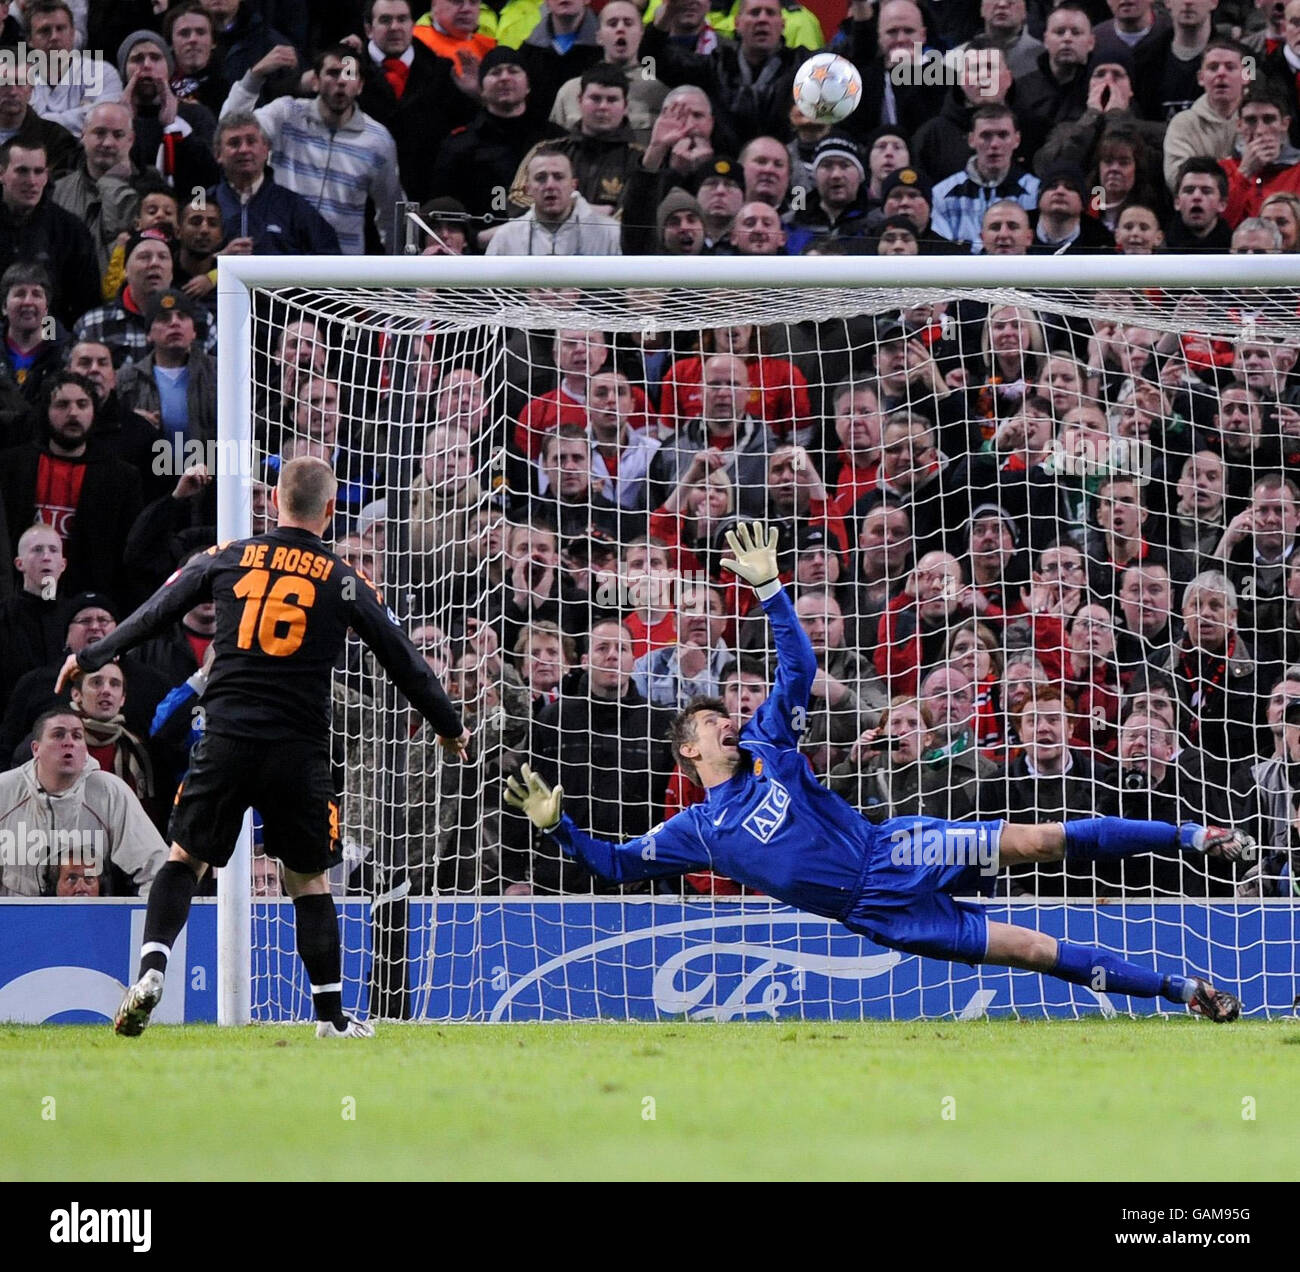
top-left (114, 969), bottom-right (165, 1037)
top-left (315, 1016), bottom-right (375, 1039)
top-left (1188, 979), bottom-right (1241, 1023)
top-left (1182, 824), bottom-right (1257, 862)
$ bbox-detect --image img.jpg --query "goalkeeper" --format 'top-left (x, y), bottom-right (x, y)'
top-left (507, 522), bottom-right (1253, 1022)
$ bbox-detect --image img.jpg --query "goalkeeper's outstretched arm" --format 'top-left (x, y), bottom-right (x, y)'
top-left (504, 765), bottom-right (708, 884)
top-left (719, 521), bottom-right (817, 750)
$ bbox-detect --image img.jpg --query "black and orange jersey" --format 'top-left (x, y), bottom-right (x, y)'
top-left (78, 526), bottom-right (462, 744)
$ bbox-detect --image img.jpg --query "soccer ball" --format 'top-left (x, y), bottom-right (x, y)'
top-left (793, 53), bottom-right (863, 125)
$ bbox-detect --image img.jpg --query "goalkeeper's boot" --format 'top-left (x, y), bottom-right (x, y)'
top-left (1181, 823), bottom-right (1257, 862)
top-left (1188, 979), bottom-right (1241, 1024)
top-left (315, 1015), bottom-right (375, 1039)
top-left (114, 969), bottom-right (165, 1037)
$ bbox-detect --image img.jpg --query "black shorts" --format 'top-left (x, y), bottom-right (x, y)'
top-left (169, 731), bottom-right (343, 876)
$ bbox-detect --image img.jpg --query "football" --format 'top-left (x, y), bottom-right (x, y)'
top-left (792, 53), bottom-right (863, 125)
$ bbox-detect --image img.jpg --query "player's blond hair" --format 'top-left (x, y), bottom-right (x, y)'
top-left (278, 456), bottom-right (337, 521)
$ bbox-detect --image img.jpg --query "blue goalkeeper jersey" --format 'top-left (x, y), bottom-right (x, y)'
top-left (546, 584), bottom-right (879, 921)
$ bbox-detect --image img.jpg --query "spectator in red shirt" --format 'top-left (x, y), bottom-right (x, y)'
top-left (1017, 541), bottom-right (1083, 681)
top-left (648, 446), bottom-right (739, 612)
top-left (515, 327), bottom-right (647, 458)
top-left (621, 536), bottom-right (677, 659)
top-left (1221, 87), bottom-right (1300, 227)
top-left (876, 548), bottom-right (973, 695)
top-left (0, 370), bottom-right (142, 598)
top-left (1066, 602), bottom-right (1121, 757)
top-left (658, 322), bottom-right (812, 442)
top-left (515, 327), bottom-right (606, 457)
top-left (946, 617), bottom-right (1004, 753)
top-left (828, 379), bottom-right (884, 516)
top-left (1260, 189), bottom-right (1300, 247)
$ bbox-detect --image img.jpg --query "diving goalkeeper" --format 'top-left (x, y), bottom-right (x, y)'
top-left (506, 522), bottom-right (1254, 1022)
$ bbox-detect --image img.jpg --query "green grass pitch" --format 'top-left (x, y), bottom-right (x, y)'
top-left (3, 1019), bottom-right (1297, 1180)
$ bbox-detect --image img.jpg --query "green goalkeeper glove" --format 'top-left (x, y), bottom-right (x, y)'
top-left (720, 520), bottom-right (780, 588)
top-left (504, 764), bottom-right (564, 832)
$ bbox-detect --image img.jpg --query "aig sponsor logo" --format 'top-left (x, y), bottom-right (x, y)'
top-left (742, 779), bottom-right (790, 843)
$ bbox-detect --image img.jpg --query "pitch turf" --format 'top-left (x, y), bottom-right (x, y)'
top-left (3, 1019), bottom-right (1297, 1180)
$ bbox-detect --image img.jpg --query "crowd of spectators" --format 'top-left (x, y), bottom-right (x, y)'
top-left (1, 0), bottom-right (1299, 903)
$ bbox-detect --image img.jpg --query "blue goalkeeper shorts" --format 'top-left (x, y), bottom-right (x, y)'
top-left (841, 816), bottom-right (1004, 963)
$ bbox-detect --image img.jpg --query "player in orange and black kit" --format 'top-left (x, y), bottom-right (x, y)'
top-left (57, 457), bottom-right (470, 1039)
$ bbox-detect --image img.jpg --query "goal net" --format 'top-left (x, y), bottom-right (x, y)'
top-left (216, 255), bottom-right (1300, 1023)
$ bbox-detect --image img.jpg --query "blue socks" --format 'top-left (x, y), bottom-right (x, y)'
top-left (1064, 818), bottom-right (1179, 862)
top-left (1052, 941), bottom-right (1193, 1003)
top-left (1054, 821), bottom-right (1200, 1003)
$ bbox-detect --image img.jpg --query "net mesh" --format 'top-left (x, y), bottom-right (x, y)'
top-left (233, 278), bottom-right (1300, 1022)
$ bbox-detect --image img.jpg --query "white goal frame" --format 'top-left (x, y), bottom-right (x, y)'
top-left (215, 251), bottom-right (1300, 1026)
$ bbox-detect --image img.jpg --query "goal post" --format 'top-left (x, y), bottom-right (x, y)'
top-left (216, 250), bottom-right (1300, 291)
top-left (215, 252), bottom-right (1300, 1026)
top-left (215, 269), bottom-right (253, 1028)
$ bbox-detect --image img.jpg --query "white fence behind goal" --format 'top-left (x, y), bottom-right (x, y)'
top-left (216, 256), bottom-right (1300, 1024)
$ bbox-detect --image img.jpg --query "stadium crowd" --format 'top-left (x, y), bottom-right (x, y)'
top-left (0, 0), bottom-right (1299, 903)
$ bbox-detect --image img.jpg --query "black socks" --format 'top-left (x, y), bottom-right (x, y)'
top-left (138, 859), bottom-right (202, 978)
top-left (294, 892), bottom-right (344, 1024)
